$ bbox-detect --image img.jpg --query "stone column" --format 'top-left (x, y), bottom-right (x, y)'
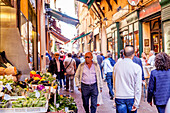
top-left (101, 24), bottom-right (107, 56)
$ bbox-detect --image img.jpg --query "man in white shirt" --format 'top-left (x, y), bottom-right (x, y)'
top-left (113, 46), bottom-right (142, 113)
top-left (103, 53), bottom-right (115, 100)
top-left (147, 50), bottom-right (156, 66)
top-left (75, 52), bottom-right (103, 113)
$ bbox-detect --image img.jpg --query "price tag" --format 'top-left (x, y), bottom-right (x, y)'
top-left (4, 94), bottom-right (10, 100)
top-left (6, 83), bottom-right (12, 91)
top-left (50, 87), bottom-right (53, 93)
top-left (65, 107), bottom-right (69, 112)
top-left (56, 103), bottom-right (59, 108)
top-left (34, 90), bottom-right (40, 98)
top-left (53, 74), bottom-right (57, 78)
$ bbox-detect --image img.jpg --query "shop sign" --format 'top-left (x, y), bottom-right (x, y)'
top-left (107, 33), bottom-right (112, 38)
top-left (128, 0), bottom-right (140, 6)
top-left (139, 1), bottom-right (161, 20)
top-left (119, 19), bottom-right (128, 29)
top-left (106, 23), bottom-right (116, 33)
top-left (112, 5), bottom-right (129, 22)
top-left (126, 11), bottom-right (138, 23)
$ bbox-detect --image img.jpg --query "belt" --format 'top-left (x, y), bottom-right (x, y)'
top-left (81, 82), bottom-right (97, 86)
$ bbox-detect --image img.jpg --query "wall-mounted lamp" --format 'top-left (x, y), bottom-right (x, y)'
top-left (103, 17), bottom-right (108, 21)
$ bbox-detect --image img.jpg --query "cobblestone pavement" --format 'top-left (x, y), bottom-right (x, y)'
top-left (59, 80), bottom-right (157, 113)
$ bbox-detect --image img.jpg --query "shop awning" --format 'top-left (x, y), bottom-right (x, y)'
top-left (47, 8), bottom-right (79, 26)
top-left (49, 28), bottom-right (69, 42)
top-left (73, 32), bottom-right (92, 41)
top-left (76, 0), bottom-right (95, 9)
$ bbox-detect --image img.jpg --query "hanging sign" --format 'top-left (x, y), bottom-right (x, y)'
top-left (128, 0), bottom-right (140, 6)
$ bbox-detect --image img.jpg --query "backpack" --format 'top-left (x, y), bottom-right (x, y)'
top-left (108, 58), bottom-right (116, 67)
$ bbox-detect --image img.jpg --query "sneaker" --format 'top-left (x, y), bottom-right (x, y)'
top-left (70, 90), bottom-right (74, 93)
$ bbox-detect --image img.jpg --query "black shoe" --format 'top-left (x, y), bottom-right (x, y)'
top-left (110, 96), bottom-right (114, 100)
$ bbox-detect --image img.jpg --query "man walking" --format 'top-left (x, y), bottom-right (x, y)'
top-left (75, 52), bottom-right (103, 113)
top-left (113, 46), bottom-right (142, 113)
top-left (103, 53), bottom-right (115, 100)
top-left (64, 53), bottom-right (76, 92)
top-left (97, 51), bottom-right (103, 79)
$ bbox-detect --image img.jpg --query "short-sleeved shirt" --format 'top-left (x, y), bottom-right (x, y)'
top-left (147, 55), bottom-right (156, 66)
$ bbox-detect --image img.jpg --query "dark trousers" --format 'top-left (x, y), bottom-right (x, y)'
top-left (115, 98), bottom-right (137, 113)
top-left (106, 72), bottom-right (114, 97)
top-left (156, 105), bottom-right (166, 113)
top-left (66, 74), bottom-right (74, 90)
top-left (81, 82), bottom-right (98, 113)
top-left (57, 72), bottom-right (66, 87)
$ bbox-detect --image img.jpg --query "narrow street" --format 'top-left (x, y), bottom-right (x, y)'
top-left (60, 80), bottom-right (157, 113)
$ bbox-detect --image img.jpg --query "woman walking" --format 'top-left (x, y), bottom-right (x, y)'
top-left (147, 52), bottom-right (170, 113)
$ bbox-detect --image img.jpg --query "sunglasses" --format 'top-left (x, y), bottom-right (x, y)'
top-left (85, 56), bottom-right (91, 59)
top-left (55, 54), bottom-right (59, 56)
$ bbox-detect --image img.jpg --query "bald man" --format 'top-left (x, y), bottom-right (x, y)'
top-left (113, 46), bottom-right (142, 113)
top-left (75, 52), bottom-right (103, 113)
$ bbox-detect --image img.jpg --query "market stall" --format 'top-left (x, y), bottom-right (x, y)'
top-left (0, 71), bottom-right (77, 113)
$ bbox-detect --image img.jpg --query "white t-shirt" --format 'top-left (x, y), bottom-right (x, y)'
top-left (147, 55), bottom-right (156, 66)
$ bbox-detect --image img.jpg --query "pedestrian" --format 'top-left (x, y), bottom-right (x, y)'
top-left (100, 53), bottom-right (105, 60)
top-left (48, 52), bottom-right (66, 88)
top-left (117, 49), bottom-right (124, 63)
top-left (64, 53), bottom-right (76, 93)
top-left (72, 54), bottom-right (81, 69)
top-left (147, 52), bottom-right (170, 113)
top-left (147, 50), bottom-right (156, 66)
top-left (113, 46), bottom-right (142, 113)
top-left (103, 53), bottom-right (115, 100)
top-left (75, 52), bottom-right (103, 113)
top-left (97, 51), bottom-right (103, 79)
top-left (132, 48), bottom-right (145, 81)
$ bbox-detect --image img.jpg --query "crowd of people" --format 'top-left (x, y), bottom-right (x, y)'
top-left (46, 47), bottom-right (170, 113)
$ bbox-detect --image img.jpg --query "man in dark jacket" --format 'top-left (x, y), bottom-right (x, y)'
top-left (97, 52), bottom-right (103, 79)
top-left (72, 54), bottom-right (81, 69)
top-left (48, 52), bottom-right (66, 88)
top-left (133, 55), bottom-right (145, 81)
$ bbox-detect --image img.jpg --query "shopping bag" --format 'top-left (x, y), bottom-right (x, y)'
top-left (165, 98), bottom-right (170, 113)
top-left (97, 93), bottom-right (103, 106)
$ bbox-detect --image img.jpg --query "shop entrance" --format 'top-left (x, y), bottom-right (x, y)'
top-left (150, 18), bottom-right (163, 53)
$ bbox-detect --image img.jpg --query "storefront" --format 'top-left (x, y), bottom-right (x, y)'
top-left (119, 11), bottom-right (139, 50)
top-left (106, 23), bottom-right (118, 60)
top-left (160, 0), bottom-right (170, 55)
top-left (139, 1), bottom-right (162, 55)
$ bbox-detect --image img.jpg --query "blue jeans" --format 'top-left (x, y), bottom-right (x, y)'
top-left (106, 72), bottom-right (114, 97)
top-left (81, 82), bottom-right (98, 113)
top-left (100, 66), bottom-right (103, 79)
top-left (156, 105), bottom-right (166, 113)
top-left (115, 98), bottom-right (137, 113)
